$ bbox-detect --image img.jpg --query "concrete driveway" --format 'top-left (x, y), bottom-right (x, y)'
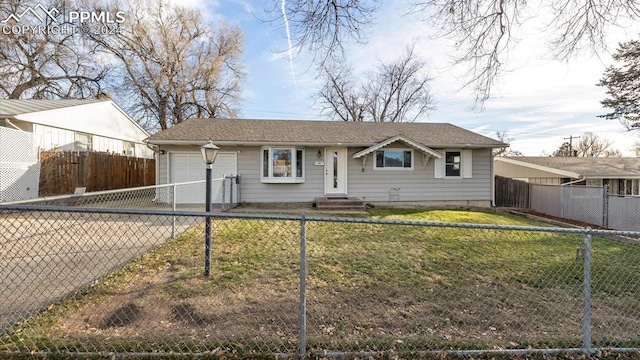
top-left (0, 210), bottom-right (200, 331)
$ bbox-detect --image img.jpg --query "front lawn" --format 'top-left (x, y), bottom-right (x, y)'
top-left (5, 209), bottom-right (639, 356)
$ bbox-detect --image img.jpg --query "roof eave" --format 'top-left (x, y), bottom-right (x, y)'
top-left (147, 139), bottom-right (503, 149)
top-left (494, 157), bottom-right (582, 178)
top-left (145, 139), bottom-right (377, 147)
top-left (352, 135), bottom-right (443, 159)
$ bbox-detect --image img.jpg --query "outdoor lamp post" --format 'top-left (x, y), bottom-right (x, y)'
top-left (200, 141), bottom-right (219, 277)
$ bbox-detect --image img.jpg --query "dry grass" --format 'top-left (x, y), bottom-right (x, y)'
top-left (5, 210), bottom-right (640, 356)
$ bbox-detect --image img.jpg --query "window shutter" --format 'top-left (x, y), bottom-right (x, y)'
top-left (434, 156), bottom-right (443, 178)
top-left (462, 150), bottom-right (473, 178)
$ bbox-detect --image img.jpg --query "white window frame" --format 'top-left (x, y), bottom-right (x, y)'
top-left (123, 141), bottom-right (135, 156)
top-left (74, 131), bottom-right (93, 151)
top-left (373, 148), bottom-right (414, 170)
top-left (260, 146), bottom-right (305, 183)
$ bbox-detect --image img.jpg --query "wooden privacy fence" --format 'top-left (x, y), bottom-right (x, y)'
top-left (39, 151), bottom-right (155, 196)
top-left (494, 175), bottom-right (530, 208)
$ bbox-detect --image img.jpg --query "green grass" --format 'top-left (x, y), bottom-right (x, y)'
top-left (3, 208), bottom-right (639, 357)
top-left (368, 208), bottom-right (551, 226)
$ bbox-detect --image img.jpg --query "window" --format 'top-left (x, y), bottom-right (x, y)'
top-left (74, 132), bottom-right (93, 151)
top-left (123, 141), bottom-right (135, 156)
top-left (435, 150), bottom-right (472, 179)
top-left (374, 149), bottom-right (413, 169)
top-left (445, 151), bottom-right (461, 177)
top-left (261, 147), bottom-right (305, 183)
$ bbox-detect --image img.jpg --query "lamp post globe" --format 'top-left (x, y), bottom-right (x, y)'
top-left (200, 140), bottom-right (219, 165)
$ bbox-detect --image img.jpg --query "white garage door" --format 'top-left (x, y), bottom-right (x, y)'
top-left (169, 152), bottom-right (237, 204)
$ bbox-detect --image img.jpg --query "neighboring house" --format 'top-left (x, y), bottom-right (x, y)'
top-left (145, 119), bottom-right (506, 206)
top-left (495, 156), bottom-right (640, 195)
top-left (0, 99), bottom-right (153, 158)
top-left (0, 99), bottom-right (152, 202)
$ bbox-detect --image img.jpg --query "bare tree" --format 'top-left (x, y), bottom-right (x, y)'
top-left (89, 0), bottom-right (244, 131)
top-left (633, 140), bottom-right (640, 157)
top-left (319, 65), bottom-right (366, 121)
top-left (277, 0), bottom-right (640, 106)
top-left (574, 132), bottom-right (620, 157)
top-left (319, 45), bottom-right (434, 122)
top-left (492, 131), bottom-right (523, 156)
top-left (275, 0), bottom-right (380, 66)
top-left (0, 0), bottom-right (107, 99)
top-left (554, 132), bottom-right (621, 157)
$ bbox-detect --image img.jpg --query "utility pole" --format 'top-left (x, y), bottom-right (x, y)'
top-left (564, 135), bottom-right (581, 157)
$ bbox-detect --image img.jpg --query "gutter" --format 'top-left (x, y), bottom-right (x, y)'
top-left (145, 139), bottom-right (506, 149)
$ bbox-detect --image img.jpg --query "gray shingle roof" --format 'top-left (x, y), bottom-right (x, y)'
top-left (145, 118), bottom-right (506, 148)
top-left (0, 99), bottom-right (105, 116)
top-left (503, 156), bottom-right (640, 177)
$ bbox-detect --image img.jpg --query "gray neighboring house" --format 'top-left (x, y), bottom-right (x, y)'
top-left (145, 119), bottom-right (506, 206)
top-left (495, 156), bottom-right (640, 195)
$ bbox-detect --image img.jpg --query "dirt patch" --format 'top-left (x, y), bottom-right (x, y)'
top-left (171, 303), bottom-right (211, 327)
top-left (102, 303), bottom-right (143, 328)
top-left (515, 209), bottom-right (609, 229)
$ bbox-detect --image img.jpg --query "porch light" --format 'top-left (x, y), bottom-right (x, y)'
top-left (200, 141), bottom-right (219, 165)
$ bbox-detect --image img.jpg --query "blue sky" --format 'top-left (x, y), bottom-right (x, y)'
top-left (191, 0), bottom-right (640, 156)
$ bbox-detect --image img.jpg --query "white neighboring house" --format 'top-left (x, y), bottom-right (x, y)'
top-left (0, 99), bottom-right (152, 202)
top-left (0, 99), bottom-right (152, 157)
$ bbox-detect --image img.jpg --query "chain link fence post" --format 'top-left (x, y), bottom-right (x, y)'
top-left (582, 228), bottom-right (593, 355)
top-left (172, 183), bottom-right (177, 239)
top-left (299, 214), bottom-right (307, 357)
top-left (603, 185), bottom-right (609, 228)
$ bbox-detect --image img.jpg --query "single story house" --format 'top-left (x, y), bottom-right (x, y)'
top-left (0, 99), bottom-right (153, 158)
top-left (145, 119), bottom-right (506, 206)
top-left (495, 156), bottom-right (640, 195)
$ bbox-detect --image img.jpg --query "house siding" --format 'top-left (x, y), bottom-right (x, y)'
top-left (348, 148), bottom-right (492, 202)
top-left (158, 145), bottom-right (325, 202)
top-left (4, 101), bottom-right (153, 158)
top-left (157, 145), bottom-right (493, 204)
top-left (237, 146), bottom-right (325, 202)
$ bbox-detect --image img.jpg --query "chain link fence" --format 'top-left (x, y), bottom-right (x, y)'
top-left (1, 205), bottom-right (639, 357)
top-left (0, 178), bottom-right (241, 211)
top-left (530, 184), bottom-right (640, 232)
top-left (531, 184), bottom-right (605, 227)
top-left (0, 126), bottom-right (40, 202)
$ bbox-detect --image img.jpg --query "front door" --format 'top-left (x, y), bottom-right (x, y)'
top-left (325, 147), bottom-right (348, 196)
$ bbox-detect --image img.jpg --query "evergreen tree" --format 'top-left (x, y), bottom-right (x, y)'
top-left (598, 39), bottom-right (640, 129)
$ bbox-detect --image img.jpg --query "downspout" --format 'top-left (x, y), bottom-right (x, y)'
top-left (561, 177), bottom-right (587, 186)
top-left (5, 119), bottom-right (24, 131)
top-left (490, 153), bottom-right (496, 207)
top-left (145, 141), bottom-right (161, 201)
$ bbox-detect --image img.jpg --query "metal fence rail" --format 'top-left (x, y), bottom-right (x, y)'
top-left (1, 205), bottom-right (639, 357)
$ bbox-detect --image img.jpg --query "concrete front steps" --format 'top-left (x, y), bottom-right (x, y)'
top-left (314, 197), bottom-right (365, 211)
